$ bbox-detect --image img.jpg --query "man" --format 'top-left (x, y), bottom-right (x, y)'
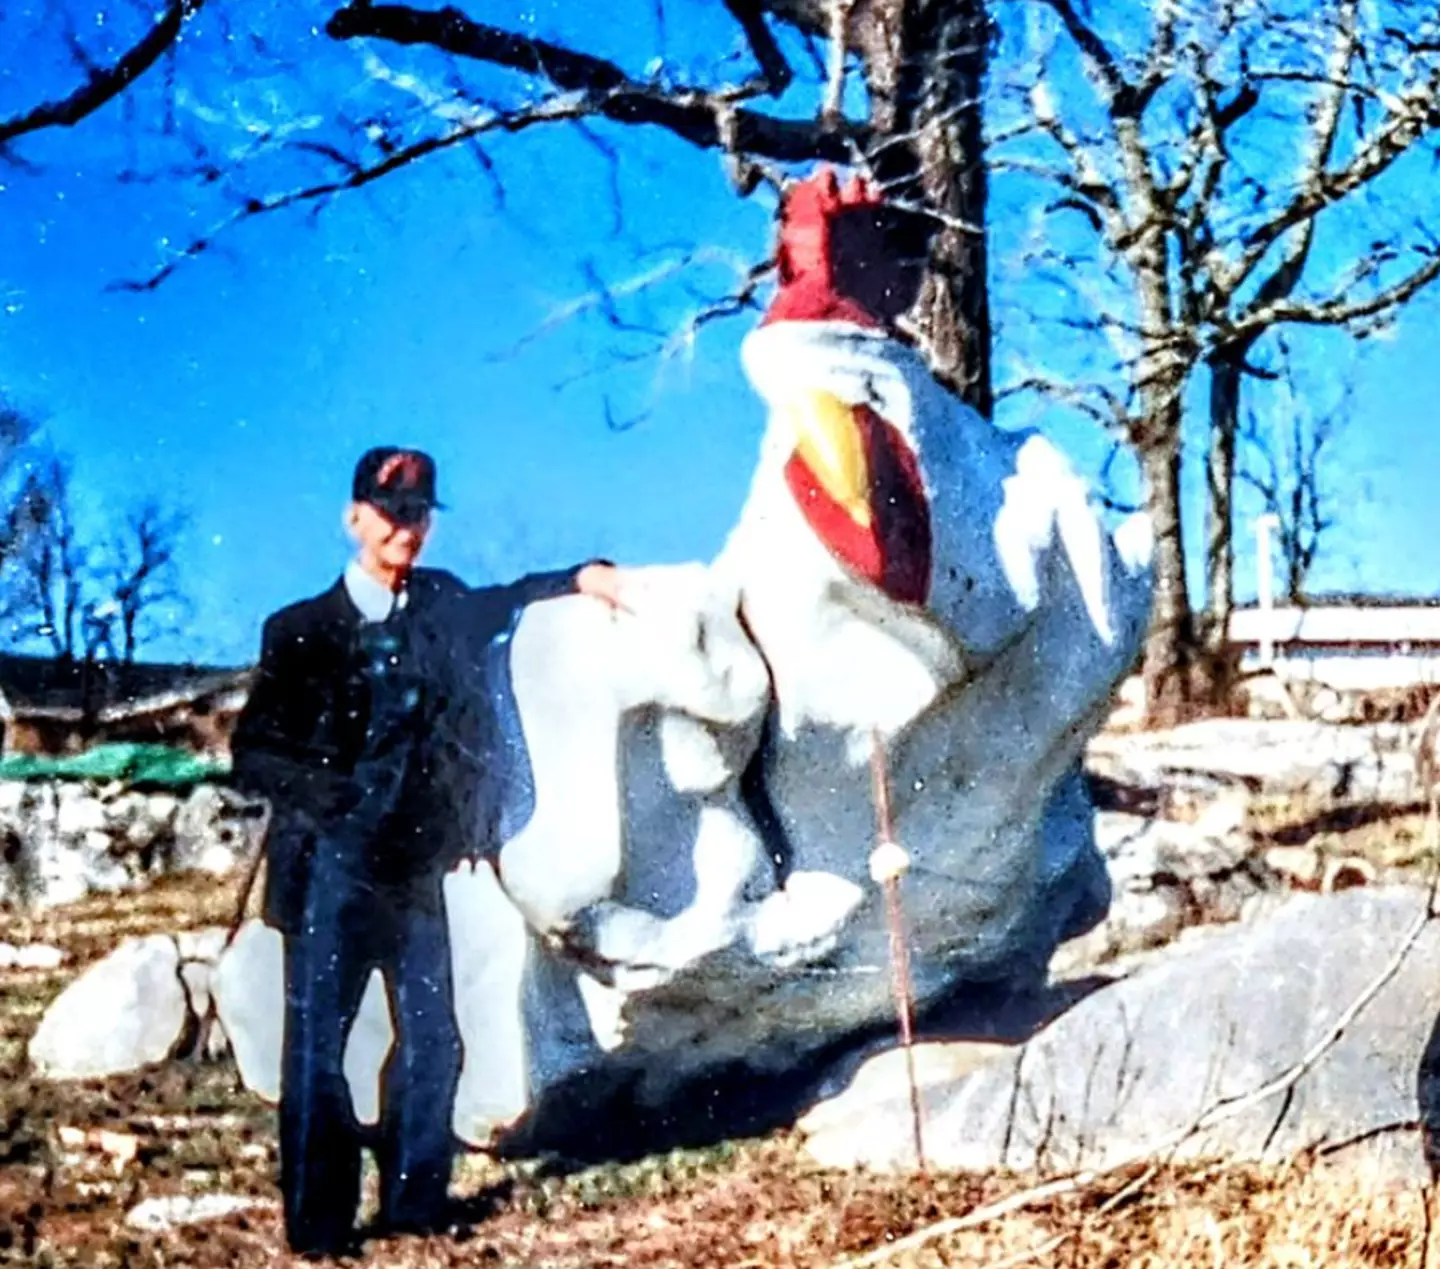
top-left (230, 446), bottom-right (623, 1258)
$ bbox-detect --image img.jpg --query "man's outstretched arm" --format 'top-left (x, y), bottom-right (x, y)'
top-left (504, 559), bottom-right (627, 612)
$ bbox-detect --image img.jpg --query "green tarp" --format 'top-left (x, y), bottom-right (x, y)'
top-left (0, 742), bottom-right (228, 787)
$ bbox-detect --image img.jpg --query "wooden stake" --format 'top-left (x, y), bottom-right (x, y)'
top-left (868, 729), bottom-right (926, 1173)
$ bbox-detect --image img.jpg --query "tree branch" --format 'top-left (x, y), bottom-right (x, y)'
top-left (110, 95), bottom-right (596, 292)
top-left (325, 1), bottom-right (858, 163)
top-left (0, 0), bottom-right (202, 146)
top-left (1043, 0), bottom-right (1132, 112)
top-left (1221, 77), bottom-right (1440, 298)
top-left (1231, 248), bottom-right (1440, 338)
top-left (1221, 0), bottom-right (1364, 328)
top-left (1023, 78), bottom-right (1126, 237)
top-left (1133, 0), bottom-right (1181, 114)
top-left (995, 373), bottom-right (1131, 432)
top-left (722, 0), bottom-right (795, 95)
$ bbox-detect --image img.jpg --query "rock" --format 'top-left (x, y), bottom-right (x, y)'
top-left (0, 779), bottom-right (262, 910)
top-left (1264, 844), bottom-right (1324, 889)
top-left (487, 510), bottom-right (1142, 1132)
top-left (57, 1125), bottom-right (141, 1172)
top-left (29, 935), bottom-right (189, 1080)
top-left (209, 921), bottom-right (283, 1102)
top-left (55, 788), bottom-right (108, 837)
top-left (125, 1194), bottom-right (269, 1232)
top-left (110, 790), bottom-right (177, 849)
top-left (435, 273), bottom-right (1153, 1136)
top-left (175, 927), bottom-right (227, 964)
top-left (172, 784), bottom-right (255, 875)
top-left (798, 1041), bottom-right (1013, 1142)
top-left (802, 887), bottom-right (1440, 1179)
top-left (77, 830), bottom-right (130, 895)
top-left (445, 862), bottom-right (531, 1141)
top-left (0, 942), bottom-right (64, 970)
top-left (193, 842), bottom-right (240, 875)
top-left (1054, 807), bottom-right (1277, 975)
top-left (211, 919), bottom-right (394, 1127)
top-left (1088, 719), bottom-right (1427, 808)
top-left (180, 962), bottom-right (213, 1022)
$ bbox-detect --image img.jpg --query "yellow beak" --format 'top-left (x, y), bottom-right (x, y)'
top-left (780, 390), bottom-right (872, 527)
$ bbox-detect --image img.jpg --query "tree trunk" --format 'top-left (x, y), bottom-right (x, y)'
top-left (1197, 340), bottom-right (1265, 712)
top-left (866, 0), bottom-right (993, 415)
top-left (1203, 354), bottom-right (1241, 658)
top-left (1139, 433), bottom-right (1195, 726)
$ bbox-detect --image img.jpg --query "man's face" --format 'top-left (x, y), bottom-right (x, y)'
top-left (347, 500), bottom-right (431, 573)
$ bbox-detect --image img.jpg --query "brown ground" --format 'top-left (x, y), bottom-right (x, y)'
top-left (4, 825), bottom-right (1440, 1268)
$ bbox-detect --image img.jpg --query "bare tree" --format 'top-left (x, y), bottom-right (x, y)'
top-left (103, 497), bottom-right (191, 664)
top-left (5, 459), bottom-right (190, 665)
top-left (1238, 341), bottom-right (1348, 605)
top-left (992, 0), bottom-right (1440, 720)
top-left (17, 457), bottom-right (87, 661)
top-left (7, 2), bottom-right (997, 414)
top-left (0, 402), bottom-right (59, 631)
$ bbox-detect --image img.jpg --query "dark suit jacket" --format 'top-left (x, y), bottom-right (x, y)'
top-left (230, 563), bottom-right (589, 932)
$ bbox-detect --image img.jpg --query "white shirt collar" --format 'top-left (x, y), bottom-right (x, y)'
top-left (344, 560), bottom-right (410, 623)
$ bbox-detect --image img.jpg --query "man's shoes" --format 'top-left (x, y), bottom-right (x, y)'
top-left (370, 1200), bottom-right (458, 1241)
top-left (288, 1233), bottom-right (364, 1262)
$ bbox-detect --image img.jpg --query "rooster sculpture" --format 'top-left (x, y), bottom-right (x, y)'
top-left (707, 169), bottom-right (1154, 1016)
top-left (499, 168), bottom-right (1154, 1100)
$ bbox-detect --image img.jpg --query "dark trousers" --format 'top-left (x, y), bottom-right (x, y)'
top-left (279, 847), bottom-right (462, 1255)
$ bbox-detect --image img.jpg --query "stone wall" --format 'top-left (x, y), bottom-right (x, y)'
top-left (0, 779), bottom-right (264, 910)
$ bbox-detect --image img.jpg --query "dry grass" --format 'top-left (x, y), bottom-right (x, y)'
top-left (2, 1120), bottom-right (1435, 1268)
top-left (4, 843), bottom-right (1440, 1267)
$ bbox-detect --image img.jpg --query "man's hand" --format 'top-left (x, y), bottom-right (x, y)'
top-left (576, 563), bottom-right (631, 613)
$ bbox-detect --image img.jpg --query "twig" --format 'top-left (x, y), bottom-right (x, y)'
top-left (110, 95), bottom-right (595, 291)
top-left (1184, 875), bottom-right (1438, 1143)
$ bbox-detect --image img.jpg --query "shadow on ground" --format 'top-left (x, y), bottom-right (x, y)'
top-left (493, 973), bottom-right (1114, 1170)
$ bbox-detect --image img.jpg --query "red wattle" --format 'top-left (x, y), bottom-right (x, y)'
top-left (784, 403), bottom-right (932, 606)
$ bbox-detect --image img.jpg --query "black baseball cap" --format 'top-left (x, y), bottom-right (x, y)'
top-left (352, 446), bottom-right (444, 525)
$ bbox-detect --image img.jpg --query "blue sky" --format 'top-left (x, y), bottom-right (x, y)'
top-left (2, 0), bottom-right (1440, 666)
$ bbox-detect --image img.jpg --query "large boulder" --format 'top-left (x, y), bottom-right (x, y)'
top-left (28, 934), bottom-right (191, 1079)
top-left (802, 886), bottom-right (1440, 1180)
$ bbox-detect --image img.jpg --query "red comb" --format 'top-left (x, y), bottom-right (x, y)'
top-left (763, 165), bottom-right (887, 329)
top-left (775, 167), bottom-right (883, 282)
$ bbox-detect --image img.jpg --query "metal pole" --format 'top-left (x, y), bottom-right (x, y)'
top-left (868, 730), bottom-right (927, 1173)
